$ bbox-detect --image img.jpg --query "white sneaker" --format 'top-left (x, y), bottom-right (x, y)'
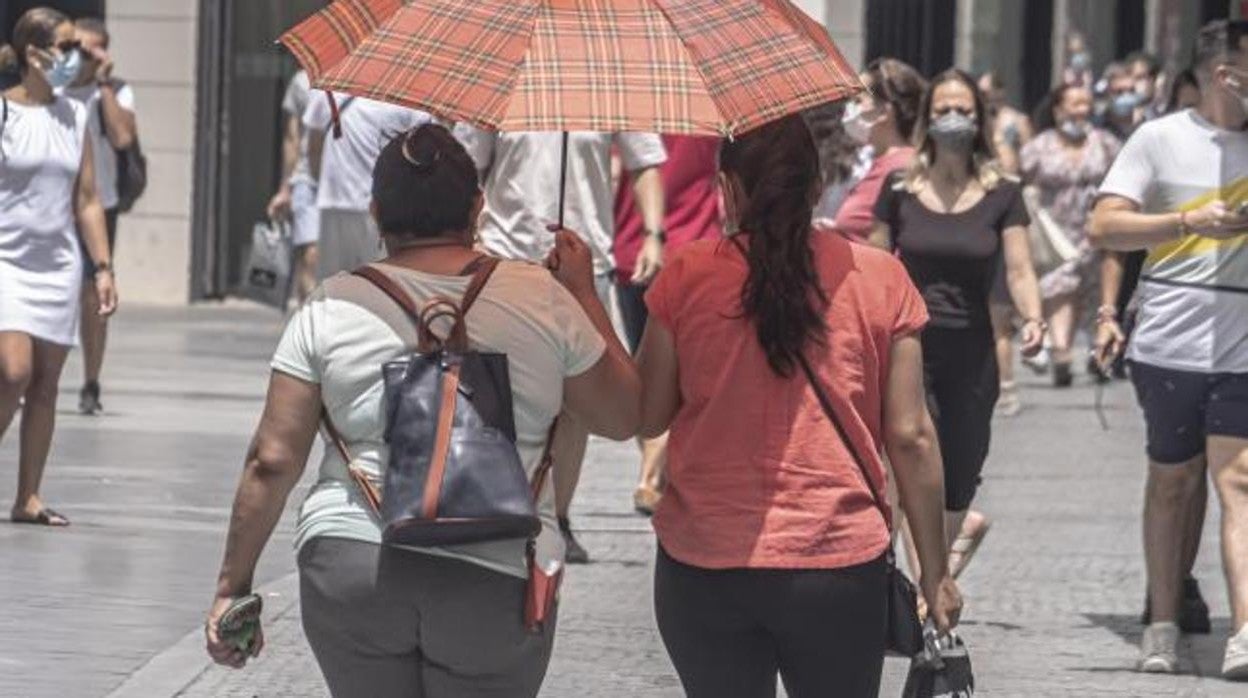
top-left (1138, 622), bottom-right (1179, 673)
top-left (1225, 624), bottom-right (1248, 681)
top-left (996, 382), bottom-right (1022, 417)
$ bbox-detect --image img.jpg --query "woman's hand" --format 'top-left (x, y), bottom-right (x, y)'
top-left (205, 595), bottom-right (264, 669)
top-left (1019, 318), bottom-right (1046, 357)
top-left (95, 270), bottom-right (118, 317)
top-left (545, 226), bottom-right (597, 298)
top-left (921, 574), bottom-right (964, 634)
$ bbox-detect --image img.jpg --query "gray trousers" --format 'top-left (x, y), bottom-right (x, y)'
top-left (317, 209), bottom-right (382, 280)
top-left (298, 537), bottom-right (557, 698)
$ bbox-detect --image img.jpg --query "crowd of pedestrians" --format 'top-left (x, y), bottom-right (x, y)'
top-left (2, 3), bottom-right (1248, 696)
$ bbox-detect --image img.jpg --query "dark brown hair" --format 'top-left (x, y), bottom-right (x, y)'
top-left (0, 7), bottom-right (69, 74)
top-left (862, 58), bottom-right (928, 142)
top-left (720, 114), bottom-right (826, 377)
top-left (371, 124), bottom-right (480, 238)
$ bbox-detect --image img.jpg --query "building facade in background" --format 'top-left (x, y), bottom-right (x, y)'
top-left (0, 0), bottom-right (1242, 305)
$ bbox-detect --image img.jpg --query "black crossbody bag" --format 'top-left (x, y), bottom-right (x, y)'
top-left (797, 354), bottom-right (924, 656)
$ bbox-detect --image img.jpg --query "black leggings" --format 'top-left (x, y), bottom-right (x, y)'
top-left (654, 547), bottom-right (887, 698)
top-left (923, 326), bottom-right (999, 512)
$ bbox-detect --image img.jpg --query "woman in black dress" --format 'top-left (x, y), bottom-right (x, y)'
top-left (871, 69), bottom-right (1045, 582)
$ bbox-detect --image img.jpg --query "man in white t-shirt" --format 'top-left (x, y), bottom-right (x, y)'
top-left (266, 70), bottom-right (319, 302)
top-left (303, 93), bottom-right (431, 279)
top-left (454, 128), bottom-right (666, 563)
top-left (1091, 19), bottom-right (1248, 680)
top-left (62, 17), bottom-right (137, 416)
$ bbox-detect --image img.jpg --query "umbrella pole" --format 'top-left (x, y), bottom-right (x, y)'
top-left (557, 131), bottom-right (569, 229)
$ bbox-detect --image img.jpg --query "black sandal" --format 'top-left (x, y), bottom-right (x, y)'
top-left (11, 508), bottom-right (70, 527)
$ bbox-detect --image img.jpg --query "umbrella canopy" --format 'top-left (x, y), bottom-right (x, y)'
top-left (280, 0), bottom-right (863, 137)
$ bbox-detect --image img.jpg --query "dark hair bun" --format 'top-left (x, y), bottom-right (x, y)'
top-left (401, 128), bottom-right (443, 173)
top-left (371, 123), bottom-right (480, 238)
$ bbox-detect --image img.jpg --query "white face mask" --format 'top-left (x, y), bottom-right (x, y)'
top-left (842, 101), bottom-right (879, 145)
top-left (1227, 73), bottom-right (1248, 115)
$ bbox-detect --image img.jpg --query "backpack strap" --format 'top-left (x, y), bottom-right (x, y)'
top-left (323, 256), bottom-right (504, 515)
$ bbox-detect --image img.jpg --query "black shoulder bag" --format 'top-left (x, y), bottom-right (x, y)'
top-left (98, 79), bottom-right (147, 212)
top-left (797, 354), bottom-right (924, 656)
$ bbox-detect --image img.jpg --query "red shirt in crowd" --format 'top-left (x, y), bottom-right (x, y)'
top-left (832, 146), bottom-right (916, 240)
top-left (645, 232), bottom-right (929, 569)
top-left (614, 135), bottom-right (722, 279)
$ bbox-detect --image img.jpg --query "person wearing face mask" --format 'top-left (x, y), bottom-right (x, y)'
top-left (1090, 19), bottom-right (1248, 679)
top-left (0, 7), bottom-right (119, 528)
top-left (1020, 85), bottom-right (1121, 388)
top-left (62, 17), bottom-right (137, 416)
top-left (871, 69), bottom-right (1044, 585)
top-left (822, 58), bottom-right (925, 241)
top-left (1100, 62), bottom-right (1146, 141)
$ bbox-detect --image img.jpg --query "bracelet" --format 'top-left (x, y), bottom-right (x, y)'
top-left (1023, 317), bottom-right (1049, 332)
top-left (1178, 210), bottom-right (1190, 238)
top-left (1095, 304), bottom-right (1118, 323)
top-left (647, 229), bottom-right (668, 244)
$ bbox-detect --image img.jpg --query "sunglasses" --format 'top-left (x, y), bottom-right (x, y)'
top-left (49, 39), bottom-right (82, 54)
top-left (932, 106), bottom-right (975, 118)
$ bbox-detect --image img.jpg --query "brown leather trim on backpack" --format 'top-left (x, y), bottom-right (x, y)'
top-left (422, 363), bottom-right (462, 519)
top-left (321, 406), bottom-right (383, 513)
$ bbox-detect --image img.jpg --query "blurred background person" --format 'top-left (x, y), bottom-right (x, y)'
top-left (824, 57), bottom-right (926, 241)
top-left (1166, 67), bottom-right (1202, 113)
top-left (1022, 84), bottom-right (1121, 387)
top-left (872, 69), bottom-right (1044, 584)
top-left (0, 7), bottom-right (118, 528)
top-left (979, 71), bottom-right (1034, 175)
top-left (1126, 51), bottom-right (1166, 122)
top-left (303, 92), bottom-right (429, 279)
top-left (62, 16), bottom-right (135, 416)
top-left (1063, 31), bottom-right (1094, 88)
top-left (1099, 62), bottom-right (1147, 141)
top-left (980, 70), bottom-right (1035, 416)
top-left (613, 135), bottom-right (721, 515)
top-left (456, 126), bottom-right (666, 563)
top-left (267, 69), bottom-right (319, 303)
top-left (806, 100), bottom-right (871, 227)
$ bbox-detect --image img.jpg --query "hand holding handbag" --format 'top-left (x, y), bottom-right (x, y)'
top-left (797, 355), bottom-right (925, 656)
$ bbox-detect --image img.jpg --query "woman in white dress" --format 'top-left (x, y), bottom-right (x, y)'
top-left (0, 7), bottom-right (118, 527)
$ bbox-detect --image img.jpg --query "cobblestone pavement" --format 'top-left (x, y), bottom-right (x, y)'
top-left (2, 305), bottom-right (1245, 696)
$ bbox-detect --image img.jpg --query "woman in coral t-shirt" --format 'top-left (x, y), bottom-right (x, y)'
top-left (637, 115), bottom-right (961, 697)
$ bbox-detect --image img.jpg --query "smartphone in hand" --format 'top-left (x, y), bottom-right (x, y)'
top-left (216, 594), bottom-right (263, 654)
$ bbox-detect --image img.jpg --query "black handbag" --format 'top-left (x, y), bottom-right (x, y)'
top-left (98, 80), bottom-right (147, 213)
top-left (322, 257), bottom-right (550, 547)
top-left (798, 354), bottom-right (925, 657)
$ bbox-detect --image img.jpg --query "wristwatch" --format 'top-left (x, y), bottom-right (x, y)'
top-left (94, 260), bottom-right (113, 276)
top-left (647, 229), bottom-right (667, 244)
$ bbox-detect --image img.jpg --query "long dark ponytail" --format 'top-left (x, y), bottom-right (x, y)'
top-left (720, 114), bottom-right (826, 377)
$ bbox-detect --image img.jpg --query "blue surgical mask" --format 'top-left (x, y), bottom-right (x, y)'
top-left (40, 47), bottom-right (81, 90)
top-left (1111, 92), bottom-right (1140, 118)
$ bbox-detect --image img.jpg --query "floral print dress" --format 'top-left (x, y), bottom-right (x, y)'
top-left (1020, 128), bottom-right (1122, 300)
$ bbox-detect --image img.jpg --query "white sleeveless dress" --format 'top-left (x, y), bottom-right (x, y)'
top-left (0, 95), bottom-right (89, 346)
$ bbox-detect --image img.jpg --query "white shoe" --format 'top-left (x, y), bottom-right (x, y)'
top-left (1138, 622), bottom-right (1179, 674)
top-left (1225, 624), bottom-right (1248, 681)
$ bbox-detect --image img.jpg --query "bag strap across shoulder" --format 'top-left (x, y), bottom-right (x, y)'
top-left (796, 353), bottom-right (891, 531)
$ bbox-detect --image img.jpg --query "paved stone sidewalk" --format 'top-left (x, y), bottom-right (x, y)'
top-left (3, 305), bottom-right (1246, 696)
top-left (166, 344), bottom-right (1244, 696)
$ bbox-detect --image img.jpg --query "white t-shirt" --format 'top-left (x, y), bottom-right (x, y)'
top-left (281, 71), bottom-right (314, 187)
top-left (303, 93), bottom-right (431, 211)
top-left (271, 261), bottom-right (606, 578)
top-left (62, 82), bottom-right (136, 210)
top-left (1099, 109), bottom-right (1248, 373)
top-left (454, 128), bottom-right (667, 276)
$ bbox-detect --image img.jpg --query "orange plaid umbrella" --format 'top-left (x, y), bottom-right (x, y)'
top-left (280, 0), bottom-right (863, 137)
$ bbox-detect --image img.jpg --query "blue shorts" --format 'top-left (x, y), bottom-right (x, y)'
top-left (1130, 361), bottom-right (1248, 464)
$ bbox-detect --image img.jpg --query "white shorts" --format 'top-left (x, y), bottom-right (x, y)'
top-left (291, 179), bottom-right (320, 248)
